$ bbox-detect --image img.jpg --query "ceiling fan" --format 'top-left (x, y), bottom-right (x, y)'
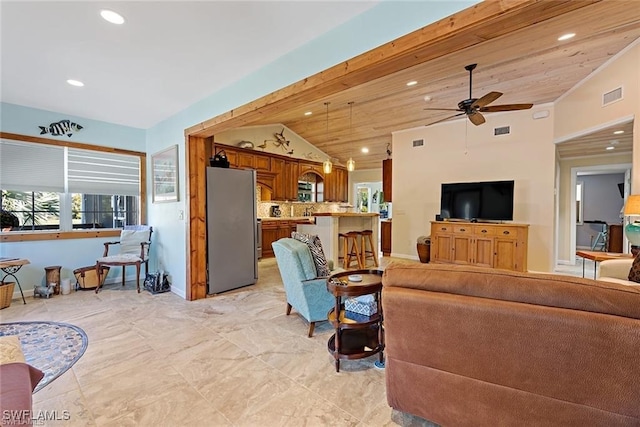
top-left (425, 63), bottom-right (533, 126)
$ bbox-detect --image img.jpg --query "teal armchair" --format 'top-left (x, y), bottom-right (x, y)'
top-left (272, 238), bottom-right (336, 337)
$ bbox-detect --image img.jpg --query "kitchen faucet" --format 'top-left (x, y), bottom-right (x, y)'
top-left (304, 206), bottom-right (315, 217)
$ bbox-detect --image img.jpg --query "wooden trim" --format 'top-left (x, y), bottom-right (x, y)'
top-left (0, 132), bottom-right (146, 157)
top-left (186, 135), bottom-right (209, 301)
top-left (1, 229), bottom-right (121, 242)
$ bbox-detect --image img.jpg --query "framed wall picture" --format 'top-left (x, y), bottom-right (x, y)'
top-left (152, 145), bottom-right (179, 203)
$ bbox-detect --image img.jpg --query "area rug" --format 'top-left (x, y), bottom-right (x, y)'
top-left (0, 321), bottom-right (88, 392)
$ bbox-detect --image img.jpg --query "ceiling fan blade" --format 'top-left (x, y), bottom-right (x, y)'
top-left (471, 91), bottom-right (503, 109)
top-left (479, 103), bottom-right (533, 112)
top-left (424, 108), bottom-right (462, 111)
top-left (425, 112), bottom-right (465, 126)
top-left (468, 111), bottom-right (485, 126)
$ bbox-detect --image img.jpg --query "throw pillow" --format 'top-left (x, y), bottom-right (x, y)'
top-left (628, 254), bottom-right (640, 283)
top-left (291, 232), bottom-right (331, 277)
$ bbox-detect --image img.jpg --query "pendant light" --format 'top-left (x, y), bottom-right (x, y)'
top-left (346, 101), bottom-right (355, 172)
top-left (323, 102), bottom-right (333, 174)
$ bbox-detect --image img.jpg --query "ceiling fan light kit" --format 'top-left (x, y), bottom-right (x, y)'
top-left (425, 63), bottom-right (533, 127)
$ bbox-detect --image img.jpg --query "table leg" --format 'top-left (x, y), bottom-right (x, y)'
top-left (594, 260), bottom-right (597, 280)
top-left (1, 271), bottom-right (26, 304)
top-left (581, 257), bottom-right (585, 278)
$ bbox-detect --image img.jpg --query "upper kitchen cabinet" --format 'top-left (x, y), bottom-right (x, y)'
top-left (324, 167), bottom-right (348, 202)
top-left (237, 150), bottom-right (271, 171)
top-left (382, 159), bottom-right (392, 202)
top-left (211, 142), bottom-right (346, 202)
top-left (299, 161), bottom-right (325, 177)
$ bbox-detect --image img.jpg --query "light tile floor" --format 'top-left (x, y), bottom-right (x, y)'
top-left (1, 257), bottom-right (433, 427)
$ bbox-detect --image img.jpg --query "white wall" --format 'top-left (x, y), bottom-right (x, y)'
top-left (392, 106), bottom-right (556, 271)
top-left (555, 42), bottom-right (640, 260)
top-left (215, 124), bottom-right (330, 162)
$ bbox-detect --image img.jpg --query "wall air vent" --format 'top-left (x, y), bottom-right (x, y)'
top-left (412, 139), bottom-right (424, 147)
top-left (494, 126), bottom-right (510, 136)
top-left (602, 87), bottom-right (623, 106)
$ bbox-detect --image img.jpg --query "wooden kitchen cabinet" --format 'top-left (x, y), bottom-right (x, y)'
top-left (284, 160), bottom-right (299, 200)
top-left (261, 220), bottom-right (296, 258)
top-left (211, 143), bottom-right (345, 202)
top-left (382, 159), bottom-right (392, 202)
top-left (381, 221), bottom-right (392, 256)
top-left (271, 158), bottom-right (286, 200)
top-left (324, 166), bottom-right (348, 202)
top-left (430, 221), bottom-right (528, 272)
top-left (299, 161), bottom-right (325, 177)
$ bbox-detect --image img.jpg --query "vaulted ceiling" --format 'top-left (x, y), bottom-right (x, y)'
top-left (190, 1), bottom-right (640, 170)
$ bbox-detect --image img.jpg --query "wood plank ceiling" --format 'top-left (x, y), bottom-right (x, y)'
top-left (189, 0), bottom-right (640, 170)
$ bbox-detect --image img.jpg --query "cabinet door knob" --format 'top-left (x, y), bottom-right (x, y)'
top-left (481, 229), bottom-right (487, 233)
top-left (460, 228), bottom-right (466, 232)
top-left (441, 227), bottom-right (447, 231)
top-left (503, 230), bottom-right (510, 235)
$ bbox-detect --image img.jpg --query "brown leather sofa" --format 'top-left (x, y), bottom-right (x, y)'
top-left (382, 263), bottom-right (640, 426)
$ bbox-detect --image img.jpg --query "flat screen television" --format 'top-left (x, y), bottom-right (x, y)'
top-left (440, 180), bottom-right (514, 221)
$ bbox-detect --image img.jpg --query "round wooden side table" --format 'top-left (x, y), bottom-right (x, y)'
top-left (326, 269), bottom-right (384, 372)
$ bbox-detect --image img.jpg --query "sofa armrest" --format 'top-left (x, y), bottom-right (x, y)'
top-left (598, 258), bottom-right (634, 280)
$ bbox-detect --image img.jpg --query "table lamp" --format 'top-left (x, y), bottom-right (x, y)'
top-left (623, 194), bottom-right (640, 245)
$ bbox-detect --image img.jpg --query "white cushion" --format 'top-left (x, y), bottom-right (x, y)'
top-left (119, 229), bottom-right (150, 258)
top-left (98, 254), bottom-right (142, 264)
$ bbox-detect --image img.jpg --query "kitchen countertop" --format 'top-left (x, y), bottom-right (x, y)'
top-left (259, 217), bottom-right (314, 222)
top-left (312, 212), bottom-right (379, 217)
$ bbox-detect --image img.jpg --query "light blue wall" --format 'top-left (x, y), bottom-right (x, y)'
top-left (0, 102), bottom-right (145, 150)
top-left (2, 1), bottom-right (477, 299)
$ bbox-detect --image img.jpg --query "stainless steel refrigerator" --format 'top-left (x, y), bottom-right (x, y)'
top-left (206, 167), bottom-right (258, 294)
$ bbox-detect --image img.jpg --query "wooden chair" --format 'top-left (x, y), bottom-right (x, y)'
top-left (95, 225), bottom-right (153, 293)
top-left (360, 229), bottom-right (378, 268)
top-left (340, 231), bottom-right (363, 270)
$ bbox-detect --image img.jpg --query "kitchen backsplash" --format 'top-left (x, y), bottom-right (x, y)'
top-left (256, 185), bottom-right (348, 218)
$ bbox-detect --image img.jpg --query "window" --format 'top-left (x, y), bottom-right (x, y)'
top-left (1, 190), bottom-right (60, 230)
top-left (1, 135), bottom-right (145, 233)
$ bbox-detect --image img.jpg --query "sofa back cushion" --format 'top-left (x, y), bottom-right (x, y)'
top-left (383, 263), bottom-right (640, 320)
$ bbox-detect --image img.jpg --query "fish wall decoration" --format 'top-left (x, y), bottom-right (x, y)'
top-left (39, 120), bottom-right (83, 137)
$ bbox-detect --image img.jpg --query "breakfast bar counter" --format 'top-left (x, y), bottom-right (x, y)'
top-left (297, 213), bottom-right (379, 269)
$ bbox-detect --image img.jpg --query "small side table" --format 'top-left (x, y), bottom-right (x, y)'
top-left (0, 258), bottom-right (30, 304)
top-left (326, 269), bottom-right (384, 372)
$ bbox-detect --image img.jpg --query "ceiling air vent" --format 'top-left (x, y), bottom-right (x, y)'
top-left (494, 126), bottom-right (510, 136)
top-left (602, 87), bottom-right (623, 106)
top-left (412, 139), bottom-right (424, 147)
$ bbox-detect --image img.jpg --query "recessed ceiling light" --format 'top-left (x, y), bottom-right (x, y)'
top-left (304, 111), bottom-right (312, 116)
top-left (606, 146), bottom-right (615, 150)
top-left (66, 79), bottom-right (84, 87)
top-left (101, 9), bottom-right (125, 25)
top-left (558, 33), bottom-right (575, 41)
top-left (406, 81), bottom-right (418, 87)
top-left (361, 147), bottom-right (369, 154)
top-left (614, 130), bottom-right (625, 135)
top-left (423, 95), bottom-right (432, 102)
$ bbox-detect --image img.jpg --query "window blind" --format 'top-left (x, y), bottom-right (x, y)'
top-left (67, 148), bottom-right (140, 196)
top-left (0, 139), bottom-right (65, 192)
